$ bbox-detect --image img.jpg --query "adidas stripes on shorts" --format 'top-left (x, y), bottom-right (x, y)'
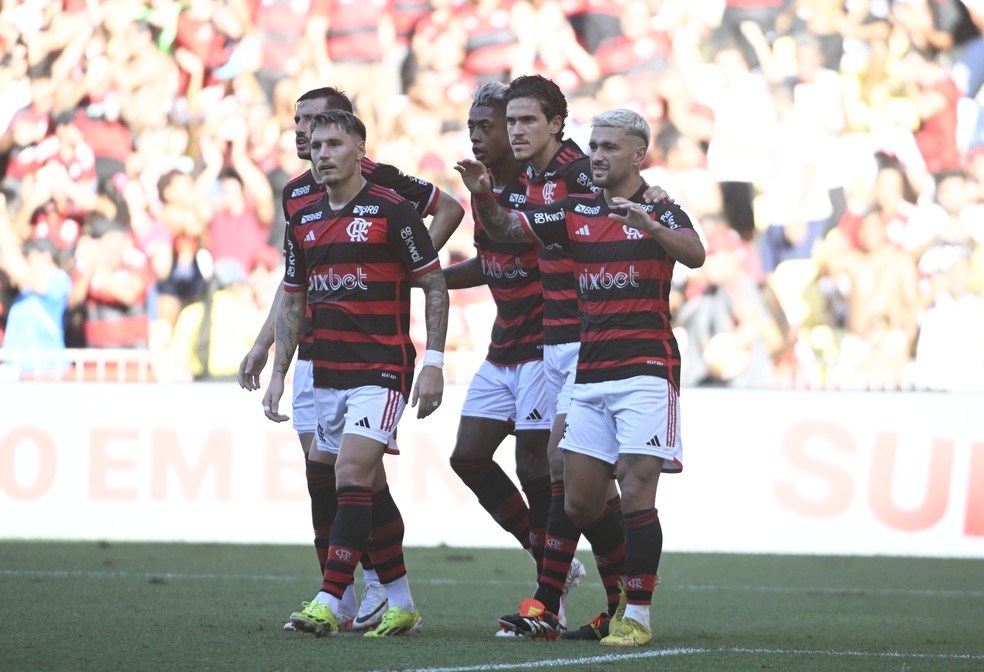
top-left (312, 385), bottom-right (404, 455)
top-left (559, 375), bottom-right (683, 472)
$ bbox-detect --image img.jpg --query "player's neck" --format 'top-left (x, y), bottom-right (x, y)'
top-left (529, 139), bottom-right (563, 176)
top-left (489, 157), bottom-right (519, 188)
top-left (603, 174), bottom-right (645, 203)
top-left (327, 175), bottom-right (367, 211)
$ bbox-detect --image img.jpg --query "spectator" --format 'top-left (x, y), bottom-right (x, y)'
top-left (0, 194), bottom-right (71, 374)
top-left (166, 257), bottom-right (263, 380)
top-left (153, 169), bottom-right (209, 330)
top-left (913, 251), bottom-right (984, 391)
top-left (197, 114), bottom-right (275, 271)
top-left (68, 216), bottom-right (153, 349)
top-left (818, 208), bottom-right (920, 390)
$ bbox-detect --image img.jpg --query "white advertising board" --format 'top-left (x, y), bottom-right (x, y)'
top-left (1, 384), bottom-right (981, 557)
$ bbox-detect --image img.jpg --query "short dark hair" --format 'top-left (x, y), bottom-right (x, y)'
top-left (296, 87), bottom-right (354, 114)
top-left (157, 169), bottom-right (186, 201)
top-left (505, 75), bottom-right (568, 140)
top-left (310, 110), bottom-right (367, 142)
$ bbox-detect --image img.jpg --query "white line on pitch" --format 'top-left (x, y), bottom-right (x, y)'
top-left (401, 647), bottom-right (984, 672)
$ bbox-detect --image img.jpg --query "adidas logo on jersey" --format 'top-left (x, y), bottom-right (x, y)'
top-left (304, 230), bottom-right (316, 242)
top-left (525, 409), bottom-right (543, 421)
top-left (646, 435), bottom-right (661, 447)
top-left (574, 224), bottom-right (591, 236)
top-left (356, 417), bottom-right (371, 428)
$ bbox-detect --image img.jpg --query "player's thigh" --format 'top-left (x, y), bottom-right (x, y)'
top-left (452, 415), bottom-right (514, 460)
top-left (335, 433), bottom-right (389, 489)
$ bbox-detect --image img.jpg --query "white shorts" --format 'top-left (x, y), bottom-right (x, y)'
top-left (544, 342), bottom-right (578, 418)
top-left (560, 376), bottom-right (683, 472)
top-left (313, 385), bottom-right (404, 455)
top-left (461, 359), bottom-right (552, 431)
top-left (291, 358), bottom-right (317, 434)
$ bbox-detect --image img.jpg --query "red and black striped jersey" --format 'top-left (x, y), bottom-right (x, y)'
top-left (281, 159), bottom-right (441, 359)
top-left (470, 183), bottom-right (544, 366)
top-left (501, 139), bottom-right (595, 346)
top-left (517, 186), bottom-right (698, 389)
top-left (283, 182), bottom-right (440, 397)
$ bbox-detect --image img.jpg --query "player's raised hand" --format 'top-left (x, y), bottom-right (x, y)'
top-left (454, 158), bottom-right (492, 196)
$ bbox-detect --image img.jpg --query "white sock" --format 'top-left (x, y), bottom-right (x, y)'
top-left (623, 604), bottom-right (650, 630)
top-left (382, 575), bottom-right (414, 613)
top-left (363, 568), bottom-right (380, 586)
top-left (313, 590), bottom-right (341, 616)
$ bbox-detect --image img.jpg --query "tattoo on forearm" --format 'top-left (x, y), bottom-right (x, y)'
top-left (414, 267), bottom-right (449, 352)
top-left (475, 200), bottom-right (529, 242)
top-left (273, 294), bottom-right (304, 375)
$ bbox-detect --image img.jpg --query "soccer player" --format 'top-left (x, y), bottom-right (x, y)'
top-left (456, 108), bottom-right (705, 646)
top-left (264, 110), bottom-right (449, 638)
top-left (444, 82), bottom-right (573, 632)
top-left (238, 87), bottom-right (463, 632)
top-left (501, 74), bottom-right (627, 635)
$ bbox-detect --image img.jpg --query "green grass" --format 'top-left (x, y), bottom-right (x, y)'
top-left (1, 542), bottom-right (982, 672)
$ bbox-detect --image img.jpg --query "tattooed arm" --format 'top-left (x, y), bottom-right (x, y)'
top-left (410, 266), bottom-right (449, 418)
top-left (261, 289), bottom-right (306, 422)
top-left (454, 158), bottom-right (533, 244)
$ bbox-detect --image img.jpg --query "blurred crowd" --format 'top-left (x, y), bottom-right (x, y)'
top-left (1, 0), bottom-right (983, 390)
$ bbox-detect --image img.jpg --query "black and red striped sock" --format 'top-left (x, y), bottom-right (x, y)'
top-left (623, 508), bottom-right (662, 607)
top-left (450, 458), bottom-right (530, 548)
top-left (582, 504), bottom-right (626, 614)
top-left (533, 481), bottom-right (580, 614)
top-left (306, 459), bottom-right (337, 571)
top-left (522, 475), bottom-right (551, 580)
top-left (320, 486), bottom-right (372, 599)
top-left (367, 486), bottom-right (407, 583)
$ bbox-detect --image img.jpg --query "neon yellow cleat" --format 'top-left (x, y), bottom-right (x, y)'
top-left (288, 601), bottom-right (338, 637)
top-left (600, 617), bottom-right (652, 647)
top-left (610, 582), bottom-right (627, 633)
top-left (363, 607), bottom-right (422, 637)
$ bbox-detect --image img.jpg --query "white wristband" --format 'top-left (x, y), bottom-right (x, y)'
top-left (422, 349), bottom-right (444, 369)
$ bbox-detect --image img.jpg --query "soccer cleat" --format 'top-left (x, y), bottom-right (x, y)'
top-left (352, 582), bottom-right (389, 631)
top-left (282, 620), bottom-right (297, 632)
top-left (494, 628), bottom-right (524, 638)
top-left (559, 612), bottom-right (610, 640)
top-left (557, 556), bottom-right (587, 629)
top-left (611, 582), bottom-right (627, 632)
top-left (363, 606), bottom-right (422, 637)
top-left (600, 617), bottom-right (652, 647)
top-left (288, 601), bottom-right (338, 637)
top-left (498, 598), bottom-right (562, 640)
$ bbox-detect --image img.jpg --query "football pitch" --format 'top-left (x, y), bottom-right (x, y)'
top-left (2, 542), bottom-right (982, 672)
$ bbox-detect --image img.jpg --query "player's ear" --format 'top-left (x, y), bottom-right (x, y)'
top-left (632, 141), bottom-right (647, 169)
top-left (357, 140), bottom-right (365, 160)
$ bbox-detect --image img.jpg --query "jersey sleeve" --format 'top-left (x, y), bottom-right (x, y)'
top-left (282, 212), bottom-right (307, 292)
top-left (564, 156), bottom-right (596, 194)
top-left (516, 199), bottom-right (571, 250)
top-left (388, 200), bottom-right (441, 276)
top-left (362, 158), bottom-right (440, 217)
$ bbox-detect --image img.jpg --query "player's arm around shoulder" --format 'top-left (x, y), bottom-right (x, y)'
top-left (612, 198), bottom-right (706, 269)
